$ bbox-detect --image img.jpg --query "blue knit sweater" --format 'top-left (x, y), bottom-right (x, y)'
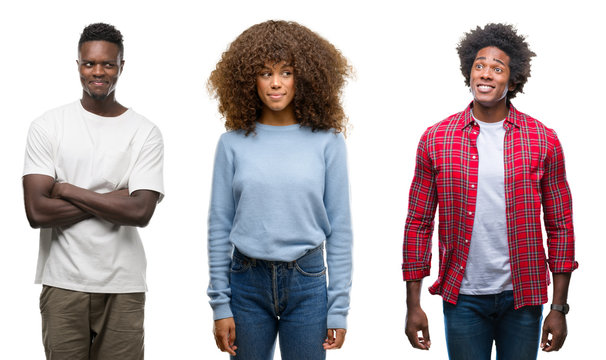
top-left (207, 122), bottom-right (353, 329)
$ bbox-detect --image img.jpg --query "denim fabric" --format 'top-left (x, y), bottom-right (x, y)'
top-left (230, 246), bottom-right (327, 360)
top-left (443, 291), bottom-right (542, 360)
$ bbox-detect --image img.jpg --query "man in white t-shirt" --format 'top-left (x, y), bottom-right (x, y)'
top-left (22, 23), bottom-right (164, 360)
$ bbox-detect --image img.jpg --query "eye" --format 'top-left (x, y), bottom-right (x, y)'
top-left (104, 63), bottom-right (116, 68)
top-left (259, 71), bottom-right (271, 78)
top-left (474, 63), bottom-right (484, 70)
top-left (281, 71), bottom-right (292, 77)
top-left (494, 67), bottom-right (503, 73)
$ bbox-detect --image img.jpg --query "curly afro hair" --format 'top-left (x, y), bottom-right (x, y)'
top-left (79, 23), bottom-right (124, 58)
top-left (208, 20), bottom-right (352, 135)
top-left (457, 23), bottom-right (536, 100)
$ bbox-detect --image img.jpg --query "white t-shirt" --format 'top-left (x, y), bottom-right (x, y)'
top-left (23, 101), bottom-right (164, 293)
top-left (459, 117), bottom-right (513, 295)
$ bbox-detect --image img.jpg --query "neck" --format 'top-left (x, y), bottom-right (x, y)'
top-left (80, 92), bottom-right (127, 117)
top-left (258, 105), bottom-right (297, 126)
top-left (472, 98), bottom-right (509, 123)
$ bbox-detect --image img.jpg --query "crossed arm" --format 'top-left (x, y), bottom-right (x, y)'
top-left (23, 174), bottom-right (159, 229)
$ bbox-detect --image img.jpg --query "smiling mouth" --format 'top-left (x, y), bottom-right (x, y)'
top-left (476, 84), bottom-right (495, 92)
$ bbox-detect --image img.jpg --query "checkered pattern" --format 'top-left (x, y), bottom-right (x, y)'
top-left (402, 104), bottom-right (578, 309)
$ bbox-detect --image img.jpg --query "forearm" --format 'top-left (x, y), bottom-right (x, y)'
top-left (23, 174), bottom-right (92, 228)
top-left (56, 183), bottom-right (157, 227)
top-left (406, 280), bottom-right (423, 308)
top-left (26, 196), bottom-right (92, 228)
top-left (326, 232), bottom-right (353, 329)
top-left (551, 272), bottom-right (571, 305)
top-left (207, 224), bottom-right (235, 320)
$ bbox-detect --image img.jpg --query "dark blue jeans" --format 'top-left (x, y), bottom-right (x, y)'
top-left (230, 246), bottom-right (327, 360)
top-left (443, 291), bottom-right (542, 360)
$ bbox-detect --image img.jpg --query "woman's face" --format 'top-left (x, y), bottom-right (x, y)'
top-left (256, 61), bottom-right (295, 113)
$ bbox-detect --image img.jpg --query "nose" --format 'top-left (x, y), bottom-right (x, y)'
top-left (270, 74), bottom-right (281, 88)
top-left (480, 67), bottom-right (492, 80)
top-left (92, 64), bottom-right (104, 76)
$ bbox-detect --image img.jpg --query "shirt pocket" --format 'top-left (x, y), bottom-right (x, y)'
top-left (100, 150), bottom-right (130, 188)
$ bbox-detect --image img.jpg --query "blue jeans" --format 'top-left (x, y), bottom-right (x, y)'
top-left (230, 245), bottom-right (327, 360)
top-left (443, 291), bottom-right (542, 360)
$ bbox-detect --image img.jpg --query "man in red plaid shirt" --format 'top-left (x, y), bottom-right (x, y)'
top-left (402, 23), bottom-right (578, 360)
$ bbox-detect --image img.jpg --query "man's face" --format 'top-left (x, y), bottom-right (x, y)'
top-left (77, 41), bottom-right (123, 100)
top-left (470, 46), bottom-right (515, 108)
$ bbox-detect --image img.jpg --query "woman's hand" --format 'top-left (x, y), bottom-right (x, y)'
top-left (213, 317), bottom-right (237, 356)
top-left (323, 328), bottom-right (346, 349)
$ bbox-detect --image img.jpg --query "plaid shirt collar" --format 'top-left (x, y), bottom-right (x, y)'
top-left (459, 102), bottom-right (524, 131)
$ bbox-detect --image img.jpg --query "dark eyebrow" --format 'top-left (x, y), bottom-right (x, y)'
top-left (474, 56), bottom-right (506, 66)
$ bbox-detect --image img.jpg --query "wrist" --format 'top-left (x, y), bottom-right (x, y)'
top-left (550, 303), bottom-right (569, 315)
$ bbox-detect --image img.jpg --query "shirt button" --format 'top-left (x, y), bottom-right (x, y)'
top-left (460, 265), bottom-right (464, 270)
top-left (472, 155), bottom-right (477, 160)
top-left (473, 131), bottom-right (477, 135)
top-left (468, 211), bottom-right (473, 215)
top-left (465, 240), bottom-right (469, 243)
top-left (471, 184), bottom-right (475, 188)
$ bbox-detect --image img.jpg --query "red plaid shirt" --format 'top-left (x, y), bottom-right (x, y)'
top-left (402, 104), bottom-right (578, 308)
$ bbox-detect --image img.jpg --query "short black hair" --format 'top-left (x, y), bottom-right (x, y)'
top-left (457, 23), bottom-right (536, 100)
top-left (78, 23), bottom-right (124, 58)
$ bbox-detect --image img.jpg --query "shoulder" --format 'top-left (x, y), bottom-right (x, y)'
top-left (421, 109), bottom-right (467, 142)
top-left (511, 107), bottom-right (559, 141)
top-left (313, 128), bottom-right (345, 143)
top-left (217, 129), bottom-right (247, 146)
top-left (125, 109), bottom-right (161, 132)
top-left (31, 101), bottom-right (80, 128)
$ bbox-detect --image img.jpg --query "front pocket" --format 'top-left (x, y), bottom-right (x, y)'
top-left (294, 249), bottom-right (326, 277)
top-left (294, 263), bottom-right (326, 277)
top-left (230, 255), bottom-right (252, 273)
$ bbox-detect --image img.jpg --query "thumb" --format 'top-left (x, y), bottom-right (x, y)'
top-left (540, 325), bottom-right (549, 348)
top-left (229, 326), bottom-right (237, 347)
top-left (326, 329), bottom-right (335, 343)
top-left (422, 327), bottom-right (431, 347)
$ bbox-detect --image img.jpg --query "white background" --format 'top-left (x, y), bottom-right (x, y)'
top-left (1, 0), bottom-right (603, 359)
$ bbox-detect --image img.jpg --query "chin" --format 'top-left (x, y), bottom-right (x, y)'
top-left (86, 90), bottom-right (111, 101)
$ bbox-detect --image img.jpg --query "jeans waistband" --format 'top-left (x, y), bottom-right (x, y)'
top-left (233, 244), bottom-right (324, 268)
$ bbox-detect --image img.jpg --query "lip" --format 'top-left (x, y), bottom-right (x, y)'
top-left (89, 80), bottom-right (108, 86)
top-left (268, 93), bottom-right (286, 99)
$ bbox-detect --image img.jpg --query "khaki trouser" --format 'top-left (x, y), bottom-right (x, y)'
top-left (40, 285), bottom-right (145, 360)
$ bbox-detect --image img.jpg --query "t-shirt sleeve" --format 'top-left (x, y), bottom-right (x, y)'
top-left (128, 125), bottom-right (165, 202)
top-left (23, 121), bottom-right (55, 178)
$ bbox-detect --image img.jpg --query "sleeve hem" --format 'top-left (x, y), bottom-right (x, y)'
top-left (212, 304), bottom-right (233, 321)
top-left (327, 314), bottom-right (347, 330)
top-left (548, 260), bottom-right (578, 273)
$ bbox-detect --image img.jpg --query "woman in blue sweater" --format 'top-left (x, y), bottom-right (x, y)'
top-left (207, 20), bottom-right (353, 359)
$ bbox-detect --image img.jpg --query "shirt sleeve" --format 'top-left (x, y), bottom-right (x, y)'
top-left (541, 130), bottom-right (578, 273)
top-left (402, 131), bottom-right (437, 281)
top-left (128, 125), bottom-right (165, 201)
top-left (324, 133), bottom-right (353, 330)
top-left (23, 121), bottom-right (55, 178)
top-left (207, 135), bottom-right (236, 320)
